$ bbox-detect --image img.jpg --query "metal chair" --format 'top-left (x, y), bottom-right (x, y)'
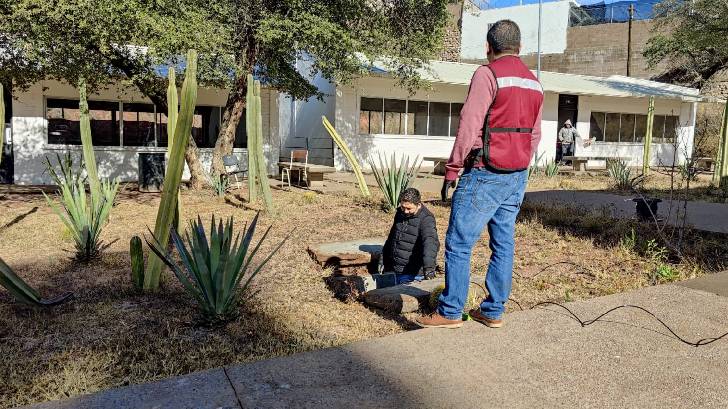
top-left (222, 155), bottom-right (248, 189)
top-left (281, 149), bottom-right (309, 188)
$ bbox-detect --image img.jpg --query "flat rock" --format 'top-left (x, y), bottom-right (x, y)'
top-left (363, 277), bottom-right (485, 314)
top-left (308, 238), bottom-right (385, 267)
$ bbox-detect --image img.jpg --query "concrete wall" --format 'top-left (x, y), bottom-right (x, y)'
top-left (333, 76), bottom-right (695, 171)
top-left (10, 80), bottom-right (280, 185)
top-left (460, 1), bottom-right (573, 61)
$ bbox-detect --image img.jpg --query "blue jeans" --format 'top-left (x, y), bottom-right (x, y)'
top-left (437, 167), bottom-right (528, 320)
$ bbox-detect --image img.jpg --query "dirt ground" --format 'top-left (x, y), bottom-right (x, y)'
top-left (1, 184), bottom-right (726, 408)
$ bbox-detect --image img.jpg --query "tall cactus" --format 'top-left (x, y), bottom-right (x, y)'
top-left (714, 100), bottom-right (728, 188)
top-left (79, 80), bottom-right (101, 198)
top-left (0, 83), bottom-right (4, 166)
top-left (322, 116), bottom-right (371, 197)
top-left (253, 78), bottom-right (274, 213)
top-left (166, 68), bottom-right (183, 231)
top-left (642, 96), bottom-right (655, 175)
top-left (246, 75), bottom-right (259, 204)
top-left (144, 50), bottom-right (198, 291)
top-left (130, 236), bottom-right (144, 289)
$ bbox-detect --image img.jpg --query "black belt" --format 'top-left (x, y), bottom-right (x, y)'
top-left (489, 127), bottom-right (533, 133)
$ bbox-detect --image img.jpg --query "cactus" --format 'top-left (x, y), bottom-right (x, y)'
top-left (144, 50), bottom-right (199, 291)
top-left (167, 68), bottom-right (183, 232)
top-left (245, 74), bottom-right (274, 213)
top-left (642, 96), bottom-right (655, 175)
top-left (0, 83), bottom-right (4, 166)
top-left (322, 116), bottom-right (371, 197)
top-left (715, 100), bottom-right (728, 188)
top-left (130, 236), bottom-right (144, 289)
top-left (78, 79), bottom-right (101, 197)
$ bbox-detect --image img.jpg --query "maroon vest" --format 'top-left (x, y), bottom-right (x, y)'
top-left (480, 56), bottom-right (544, 171)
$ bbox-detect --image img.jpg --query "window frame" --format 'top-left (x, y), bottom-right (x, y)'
top-left (588, 110), bottom-right (680, 145)
top-left (357, 96), bottom-right (463, 138)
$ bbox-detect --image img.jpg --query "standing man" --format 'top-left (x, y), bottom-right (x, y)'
top-left (416, 20), bottom-right (543, 329)
top-left (558, 119), bottom-right (580, 164)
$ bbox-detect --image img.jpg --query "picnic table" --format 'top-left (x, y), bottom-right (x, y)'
top-left (695, 157), bottom-right (716, 172)
top-left (562, 156), bottom-right (630, 172)
top-left (423, 156), bottom-right (449, 176)
top-left (277, 161), bottom-right (336, 187)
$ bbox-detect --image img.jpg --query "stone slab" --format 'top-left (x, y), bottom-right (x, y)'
top-left (676, 270), bottom-right (728, 298)
top-left (363, 277), bottom-right (485, 314)
top-left (20, 368), bottom-right (240, 409)
top-left (308, 238), bottom-right (385, 267)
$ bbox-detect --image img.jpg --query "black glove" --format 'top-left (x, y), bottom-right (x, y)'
top-left (423, 270), bottom-right (436, 280)
top-left (441, 179), bottom-right (456, 202)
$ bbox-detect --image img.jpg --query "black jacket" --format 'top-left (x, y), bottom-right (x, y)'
top-left (382, 205), bottom-right (439, 274)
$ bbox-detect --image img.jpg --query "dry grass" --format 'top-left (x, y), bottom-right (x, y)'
top-left (1, 185), bottom-right (726, 407)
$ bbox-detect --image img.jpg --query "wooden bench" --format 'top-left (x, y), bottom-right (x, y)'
top-left (563, 156), bottom-right (630, 172)
top-left (277, 161), bottom-right (336, 187)
top-left (695, 157), bottom-right (716, 172)
top-left (423, 156), bottom-right (449, 176)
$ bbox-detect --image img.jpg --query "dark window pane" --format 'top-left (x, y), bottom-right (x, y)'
top-left (233, 109), bottom-right (247, 149)
top-left (652, 115), bottom-right (666, 143)
top-left (156, 112), bottom-right (170, 147)
top-left (407, 100), bottom-right (428, 136)
top-left (429, 102), bottom-right (450, 136)
top-left (359, 98), bottom-right (383, 134)
top-left (47, 99), bottom-right (119, 146)
top-left (383, 99), bottom-right (406, 135)
top-left (605, 113), bottom-right (620, 142)
top-left (450, 103), bottom-right (464, 137)
top-left (634, 114), bottom-right (648, 143)
top-left (589, 112), bottom-right (606, 141)
top-left (123, 103), bottom-right (156, 147)
top-left (620, 113), bottom-right (636, 143)
top-left (192, 107), bottom-right (221, 148)
top-left (664, 115), bottom-right (679, 143)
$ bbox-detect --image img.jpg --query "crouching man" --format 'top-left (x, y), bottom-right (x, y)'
top-left (381, 188), bottom-right (440, 283)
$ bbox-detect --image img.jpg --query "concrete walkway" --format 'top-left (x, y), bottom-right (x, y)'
top-left (525, 190), bottom-right (728, 234)
top-left (23, 281), bottom-right (728, 409)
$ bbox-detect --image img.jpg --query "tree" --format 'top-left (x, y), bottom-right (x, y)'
top-left (645, 0), bottom-right (728, 87)
top-left (0, 0), bottom-right (232, 188)
top-left (207, 0), bottom-right (452, 175)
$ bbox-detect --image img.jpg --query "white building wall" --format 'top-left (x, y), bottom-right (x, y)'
top-left (334, 77), bottom-right (695, 171)
top-left (11, 80), bottom-right (280, 185)
top-left (460, 1), bottom-right (573, 61)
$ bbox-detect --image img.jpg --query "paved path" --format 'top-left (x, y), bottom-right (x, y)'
top-left (525, 190), bottom-right (728, 234)
top-left (23, 281), bottom-right (728, 409)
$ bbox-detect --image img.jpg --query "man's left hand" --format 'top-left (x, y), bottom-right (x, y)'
top-left (441, 179), bottom-right (456, 201)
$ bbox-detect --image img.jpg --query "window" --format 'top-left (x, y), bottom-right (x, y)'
top-left (383, 99), bottom-right (406, 135)
top-left (590, 111), bottom-right (679, 144)
top-left (123, 103), bottom-right (156, 147)
top-left (359, 98), bottom-right (383, 134)
top-left (359, 97), bottom-right (463, 137)
top-left (47, 99), bottom-right (120, 146)
top-left (192, 107), bottom-right (222, 148)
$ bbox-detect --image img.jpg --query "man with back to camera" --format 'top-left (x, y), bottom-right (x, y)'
top-left (416, 20), bottom-right (543, 329)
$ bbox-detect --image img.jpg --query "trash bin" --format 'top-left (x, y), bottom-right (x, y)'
top-left (138, 152), bottom-right (166, 192)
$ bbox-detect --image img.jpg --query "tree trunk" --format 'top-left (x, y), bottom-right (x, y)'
top-left (211, 74), bottom-right (248, 176)
top-left (185, 138), bottom-right (206, 189)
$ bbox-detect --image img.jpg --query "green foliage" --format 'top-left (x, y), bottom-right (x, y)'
top-left (620, 227), bottom-right (637, 252)
top-left (654, 264), bottom-right (679, 282)
top-left (145, 214), bottom-right (291, 323)
top-left (645, 0), bottom-right (728, 86)
top-left (207, 172), bottom-right (230, 198)
top-left (528, 151), bottom-right (546, 179)
top-left (677, 164), bottom-right (699, 182)
top-left (608, 159), bottom-right (644, 191)
top-left (44, 178), bottom-right (119, 261)
top-left (0, 256), bottom-right (72, 307)
top-left (145, 50), bottom-right (199, 291)
top-left (544, 159), bottom-right (559, 178)
top-left (369, 153), bottom-right (422, 212)
top-left (323, 116), bottom-right (371, 197)
top-left (245, 74), bottom-right (274, 213)
top-left (43, 152), bottom-right (86, 193)
top-left (130, 236), bottom-right (144, 290)
top-left (645, 239), bottom-right (669, 264)
top-left (167, 67), bottom-right (183, 232)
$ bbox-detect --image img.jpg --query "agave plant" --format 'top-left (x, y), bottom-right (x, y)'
top-left (608, 159), bottom-right (645, 191)
top-left (44, 152), bottom-right (87, 191)
top-left (207, 171), bottom-right (230, 198)
top-left (146, 214), bottom-right (290, 322)
top-left (544, 159), bottom-right (559, 178)
top-left (44, 178), bottom-right (119, 261)
top-left (0, 255), bottom-right (72, 307)
top-left (369, 153), bottom-right (422, 212)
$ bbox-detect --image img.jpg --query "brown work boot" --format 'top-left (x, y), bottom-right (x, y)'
top-left (415, 313), bottom-right (463, 329)
top-left (469, 308), bottom-right (504, 328)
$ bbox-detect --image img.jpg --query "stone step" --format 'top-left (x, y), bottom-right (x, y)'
top-left (363, 276), bottom-right (486, 314)
top-left (307, 238), bottom-right (385, 268)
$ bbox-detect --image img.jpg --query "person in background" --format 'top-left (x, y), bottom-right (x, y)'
top-left (381, 188), bottom-right (439, 284)
top-left (558, 119), bottom-right (580, 164)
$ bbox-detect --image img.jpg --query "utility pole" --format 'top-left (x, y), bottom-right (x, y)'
top-left (627, 3), bottom-right (634, 77)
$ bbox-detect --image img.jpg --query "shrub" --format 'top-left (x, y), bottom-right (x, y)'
top-left (369, 153), bottom-right (422, 212)
top-left (146, 214), bottom-right (291, 323)
top-left (608, 159), bottom-right (645, 190)
top-left (207, 172), bottom-right (230, 197)
top-left (544, 159), bottom-right (559, 178)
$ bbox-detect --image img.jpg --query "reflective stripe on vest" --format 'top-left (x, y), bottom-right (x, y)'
top-left (495, 77), bottom-right (544, 94)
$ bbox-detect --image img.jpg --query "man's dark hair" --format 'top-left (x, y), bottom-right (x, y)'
top-left (399, 188), bottom-right (421, 205)
top-left (487, 20), bottom-right (521, 55)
